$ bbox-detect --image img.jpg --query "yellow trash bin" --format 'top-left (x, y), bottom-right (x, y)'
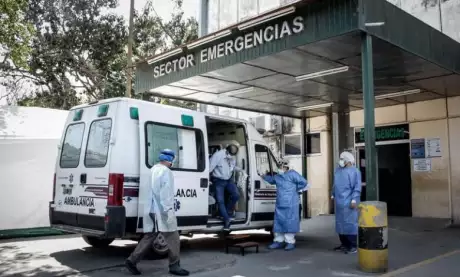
top-left (358, 201), bottom-right (388, 273)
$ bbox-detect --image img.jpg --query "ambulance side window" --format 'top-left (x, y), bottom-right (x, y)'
top-left (145, 122), bottom-right (205, 172)
top-left (60, 123), bottom-right (85, 168)
top-left (255, 144), bottom-right (275, 175)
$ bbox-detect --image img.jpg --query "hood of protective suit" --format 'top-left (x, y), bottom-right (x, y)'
top-left (340, 151), bottom-right (355, 165)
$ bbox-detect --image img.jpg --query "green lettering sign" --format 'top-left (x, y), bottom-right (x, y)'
top-left (355, 124), bottom-right (409, 143)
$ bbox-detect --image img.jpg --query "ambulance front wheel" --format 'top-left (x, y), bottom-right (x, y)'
top-left (82, 235), bottom-right (114, 248)
top-left (151, 233), bottom-right (169, 258)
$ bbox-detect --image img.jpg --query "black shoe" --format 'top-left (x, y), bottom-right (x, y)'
top-left (333, 245), bottom-right (347, 252)
top-left (125, 260), bottom-right (141, 275)
top-left (169, 262), bottom-right (190, 276)
top-left (346, 247), bottom-right (357, 254)
top-left (223, 220), bottom-right (231, 231)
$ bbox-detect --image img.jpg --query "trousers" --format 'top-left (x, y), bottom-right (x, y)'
top-left (213, 177), bottom-right (240, 222)
top-left (127, 231), bottom-right (181, 265)
top-left (339, 234), bottom-right (357, 249)
top-left (274, 232), bottom-right (296, 244)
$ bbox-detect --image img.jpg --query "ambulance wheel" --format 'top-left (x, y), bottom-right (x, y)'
top-left (151, 233), bottom-right (169, 258)
top-left (82, 235), bottom-right (114, 248)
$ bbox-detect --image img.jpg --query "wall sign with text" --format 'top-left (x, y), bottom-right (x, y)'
top-left (354, 124), bottom-right (409, 144)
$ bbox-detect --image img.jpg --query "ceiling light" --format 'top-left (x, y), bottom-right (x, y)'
top-left (297, 102), bottom-right (333, 111)
top-left (237, 6), bottom-right (296, 31)
top-left (295, 66), bottom-right (349, 82)
top-left (365, 22), bottom-right (385, 27)
top-left (220, 87), bottom-right (254, 97)
top-left (375, 89), bottom-right (421, 100)
top-left (187, 30), bottom-right (232, 50)
top-left (147, 48), bottom-right (183, 65)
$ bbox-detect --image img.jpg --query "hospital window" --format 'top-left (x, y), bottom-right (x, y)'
top-left (60, 122), bottom-right (85, 168)
top-left (145, 123), bottom-right (205, 172)
top-left (284, 134), bottom-right (301, 156)
top-left (84, 119), bottom-right (112, 168)
top-left (208, 0), bottom-right (300, 32)
top-left (307, 133), bottom-right (321, 154)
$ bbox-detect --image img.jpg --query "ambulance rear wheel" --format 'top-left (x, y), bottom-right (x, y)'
top-left (151, 233), bottom-right (169, 258)
top-left (82, 235), bottom-right (114, 248)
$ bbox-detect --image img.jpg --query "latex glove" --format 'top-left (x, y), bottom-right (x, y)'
top-left (166, 210), bottom-right (175, 226)
top-left (331, 196), bottom-right (334, 200)
top-left (350, 200), bottom-right (357, 209)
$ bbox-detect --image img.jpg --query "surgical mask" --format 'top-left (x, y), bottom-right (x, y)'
top-left (277, 169), bottom-right (285, 175)
top-left (338, 160), bottom-right (346, 167)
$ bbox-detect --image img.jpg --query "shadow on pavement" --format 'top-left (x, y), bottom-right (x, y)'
top-left (0, 233), bottom-right (271, 277)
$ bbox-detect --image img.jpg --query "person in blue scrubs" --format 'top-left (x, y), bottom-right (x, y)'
top-left (262, 160), bottom-right (309, 251)
top-left (332, 151), bottom-right (362, 254)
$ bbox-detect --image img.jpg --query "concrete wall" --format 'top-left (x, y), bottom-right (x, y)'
top-left (283, 116), bottom-right (332, 217)
top-left (388, 0), bottom-right (460, 43)
top-left (350, 97), bottom-right (460, 221)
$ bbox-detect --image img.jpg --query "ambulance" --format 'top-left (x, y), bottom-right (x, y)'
top-left (49, 97), bottom-right (282, 256)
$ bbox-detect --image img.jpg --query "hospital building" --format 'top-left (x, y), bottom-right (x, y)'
top-left (136, 0), bottom-right (460, 224)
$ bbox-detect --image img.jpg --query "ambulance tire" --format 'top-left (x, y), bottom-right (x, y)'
top-left (82, 235), bottom-right (114, 248)
top-left (151, 233), bottom-right (169, 258)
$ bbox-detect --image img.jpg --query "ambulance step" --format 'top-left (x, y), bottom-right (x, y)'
top-left (225, 241), bottom-right (259, 256)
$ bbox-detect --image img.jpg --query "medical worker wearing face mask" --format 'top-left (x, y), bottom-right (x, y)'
top-left (125, 149), bottom-right (189, 276)
top-left (262, 160), bottom-right (309, 251)
top-left (209, 144), bottom-right (243, 231)
top-left (332, 151), bottom-right (362, 254)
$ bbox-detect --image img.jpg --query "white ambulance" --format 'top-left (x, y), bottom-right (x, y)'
top-left (49, 98), bottom-right (284, 255)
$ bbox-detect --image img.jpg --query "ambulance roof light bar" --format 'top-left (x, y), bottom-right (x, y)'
top-left (295, 66), bottom-right (349, 82)
top-left (187, 29), bottom-right (232, 50)
top-left (296, 102), bottom-right (333, 111)
top-left (147, 48), bottom-right (183, 65)
top-left (375, 89), bottom-right (421, 100)
top-left (237, 6), bottom-right (296, 31)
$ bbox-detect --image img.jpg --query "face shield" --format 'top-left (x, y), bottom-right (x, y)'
top-left (159, 149), bottom-right (176, 167)
top-left (226, 144), bottom-right (239, 156)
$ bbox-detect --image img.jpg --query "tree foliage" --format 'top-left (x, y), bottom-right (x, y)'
top-left (1, 0), bottom-right (198, 110)
top-left (0, 0), bottom-right (34, 68)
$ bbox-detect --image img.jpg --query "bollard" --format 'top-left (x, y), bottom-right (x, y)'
top-left (358, 201), bottom-right (388, 273)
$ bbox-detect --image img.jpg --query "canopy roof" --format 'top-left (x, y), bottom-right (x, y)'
top-left (135, 0), bottom-right (460, 118)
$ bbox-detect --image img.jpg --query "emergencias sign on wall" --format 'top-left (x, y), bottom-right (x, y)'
top-left (354, 124), bottom-right (409, 144)
top-left (152, 16), bottom-right (305, 79)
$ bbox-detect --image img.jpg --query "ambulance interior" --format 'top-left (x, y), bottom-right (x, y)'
top-left (206, 117), bottom-right (249, 224)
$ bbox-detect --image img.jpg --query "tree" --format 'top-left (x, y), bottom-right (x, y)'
top-left (1, 0), bottom-right (127, 109)
top-left (133, 0), bottom-right (198, 111)
top-left (0, 0), bottom-right (34, 68)
top-left (1, 0), bottom-right (198, 110)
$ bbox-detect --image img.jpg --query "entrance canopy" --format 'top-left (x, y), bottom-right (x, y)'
top-left (135, 0), bottom-right (460, 118)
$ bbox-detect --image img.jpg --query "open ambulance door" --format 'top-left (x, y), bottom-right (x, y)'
top-left (137, 109), bottom-right (209, 234)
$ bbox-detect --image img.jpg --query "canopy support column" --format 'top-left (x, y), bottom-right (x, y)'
top-left (301, 117), bottom-right (309, 218)
top-left (198, 0), bottom-right (208, 112)
top-left (361, 32), bottom-right (378, 201)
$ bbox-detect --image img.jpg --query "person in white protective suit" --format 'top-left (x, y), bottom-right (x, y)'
top-left (261, 159), bottom-right (310, 251)
top-left (125, 149), bottom-right (189, 276)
